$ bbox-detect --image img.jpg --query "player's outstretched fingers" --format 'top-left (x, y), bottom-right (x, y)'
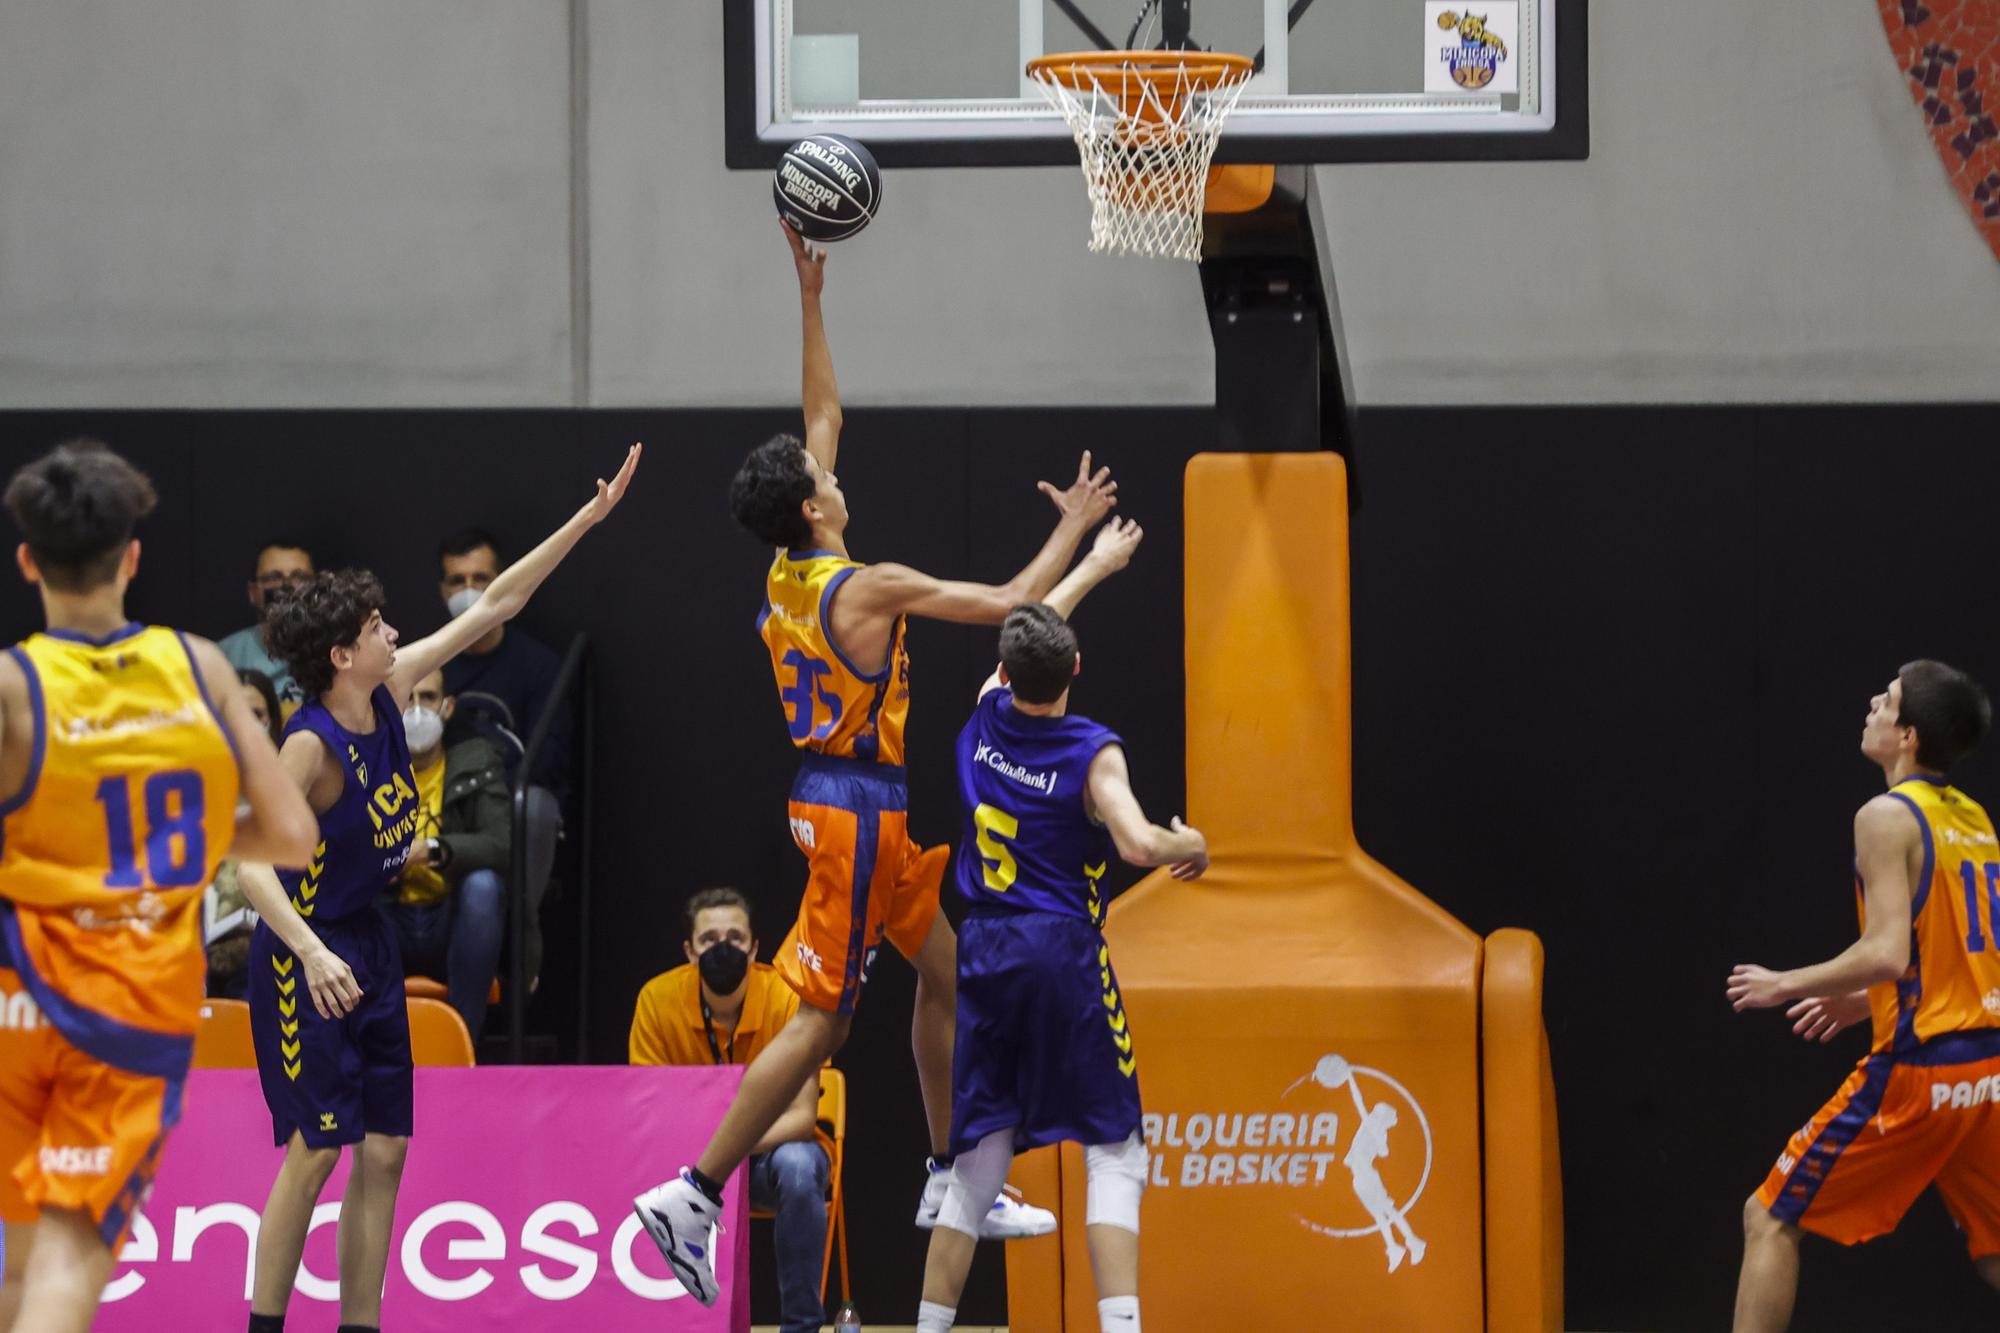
top-left (589, 443), bottom-right (643, 523)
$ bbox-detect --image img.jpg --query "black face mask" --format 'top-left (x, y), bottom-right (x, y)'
top-left (697, 941), bottom-right (750, 995)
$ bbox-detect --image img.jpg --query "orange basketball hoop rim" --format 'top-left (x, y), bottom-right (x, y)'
top-left (1027, 49), bottom-right (1258, 260)
top-left (1027, 50), bottom-right (1255, 125)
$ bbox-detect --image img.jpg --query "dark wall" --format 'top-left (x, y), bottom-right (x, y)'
top-left (2, 405), bottom-right (1997, 1331)
top-left (1347, 407), bottom-right (2000, 1333)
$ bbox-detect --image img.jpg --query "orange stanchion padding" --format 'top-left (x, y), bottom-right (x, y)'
top-left (1483, 928), bottom-right (1564, 1333)
top-left (1003, 1146), bottom-right (1066, 1321)
top-left (1005, 455), bottom-right (1559, 1330)
top-left (1120, 455), bottom-right (1482, 1328)
top-left (1103, 840), bottom-right (1486, 1328)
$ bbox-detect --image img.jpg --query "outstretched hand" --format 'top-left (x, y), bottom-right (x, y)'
top-left (782, 220), bottom-right (827, 298)
top-left (586, 443), bottom-right (643, 526)
top-left (1089, 517), bottom-right (1144, 572)
top-left (1727, 963), bottom-right (1791, 1012)
top-left (1786, 991), bottom-right (1870, 1043)
top-left (1039, 450), bottom-right (1117, 526)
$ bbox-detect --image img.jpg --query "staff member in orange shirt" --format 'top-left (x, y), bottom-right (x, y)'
top-left (630, 888), bottom-right (828, 1333)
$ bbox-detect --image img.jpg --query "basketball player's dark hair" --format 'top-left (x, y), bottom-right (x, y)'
top-left (729, 434), bottom-right (816, 549)
top-left (2, 440), bottom-right (158, 594)
top-left (262, 569), bottom-right (388, 700)
top-left (251, 539), bottom-right (314, 576)
top-left (684, 886), bottom-right (755, 942)
top-left (1896, 659), bottom-right (1991, 771)
top-left (437, 527), bottom-right (501, 572)
top-left (1000, 604), bottom-right (1079, 705)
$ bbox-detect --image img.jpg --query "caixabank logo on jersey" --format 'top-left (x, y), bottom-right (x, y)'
top-left (1423, 3), bottom-right (1518, 96)
top-left (1143, 1053), bottom-right (1433, 1273)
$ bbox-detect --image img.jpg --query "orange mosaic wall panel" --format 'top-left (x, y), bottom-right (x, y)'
top-left (1880, 0), bottom-right (2000, 262)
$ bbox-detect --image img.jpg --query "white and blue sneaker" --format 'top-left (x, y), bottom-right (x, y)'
top-left (915, 1158), bottom-right (1058, 1239)
top-left (633, 1169), bottom-right (722, 1305)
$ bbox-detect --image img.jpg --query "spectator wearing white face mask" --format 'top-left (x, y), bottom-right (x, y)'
top-left (435, 527), bottom-right (571, 792)
top-left (381, 668), bottom-right (513, 1043)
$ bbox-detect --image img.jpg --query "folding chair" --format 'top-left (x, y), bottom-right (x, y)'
top-left (404, 974), bottom-right (502, 1006)
top-left (192, 998), bottom-right (255, 1069)
top-left (405, 996), bottom-right (475, 1067)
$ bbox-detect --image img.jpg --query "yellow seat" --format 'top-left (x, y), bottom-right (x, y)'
top-left (406, 996), bottom-right (475, 1067)
top-left (193, 998), bottom-right (255, 1069)
top-left (196, 995), bottom-right (476, 1069)
top-left (747, 1066), bottom-right (851, 1305)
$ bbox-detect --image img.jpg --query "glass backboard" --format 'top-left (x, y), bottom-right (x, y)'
top-left (724, 0), bottom-right (1585, 168)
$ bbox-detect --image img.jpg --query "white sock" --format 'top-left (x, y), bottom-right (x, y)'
top-left (917, 1298), bottom-right (957, 1332)
top-left (1100, 1294), bottom-right (1140, 1332)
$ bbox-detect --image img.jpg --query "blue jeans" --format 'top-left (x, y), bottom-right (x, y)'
top-left (749, 1139), bottom-right (830, 1333)
top-left (383, 869), bottom-right (505, 1043)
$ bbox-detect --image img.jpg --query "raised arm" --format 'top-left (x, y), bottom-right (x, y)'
top-left (388, 443), bottom-right (641, 706)
top-left (188, 635), bottom-right (317, 867)
top-left (1728, 796), bottom-right (1917, 1011)
top-left (1085, 744), bottom-right (1208, 880)
top-left (1044, 518), bottom-right (1143, 620)
top-left (783, 223), bottom-right (841, 476)
top-left (833, 451), bottom-right (1117, 639)
top-left (978, 519), bottom-right (1144, 699)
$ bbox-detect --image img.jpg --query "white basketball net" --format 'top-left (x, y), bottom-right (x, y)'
top-left (1030, 56), bottom-right (1252, 262)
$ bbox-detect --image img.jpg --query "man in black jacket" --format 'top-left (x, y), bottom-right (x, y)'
top-left (436, 527), bottom-right (568, 993)
top-left (384, 669), bottom-right (513, 1042)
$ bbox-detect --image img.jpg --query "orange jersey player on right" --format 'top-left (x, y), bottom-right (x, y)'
top-left (634, 220), bottom-right (1108, 1306)
top-left (1728, 660), bottom-right (2000, 1332)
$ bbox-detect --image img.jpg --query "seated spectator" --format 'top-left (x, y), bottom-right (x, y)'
top-left (237, 668), bottom-right (284, 747)
top-left (203, 862), bottom-right (256, 1000)
top-left (382, 669), bottom-right (512, 1044)
top-left (217, 540), bottom-right (315, 712)
top-left (203, 669), bottom-right (288, 998)
top-left (631, 888), bottom-right (828, 1333)
top-left (437, 526), bottom-right (568, 988)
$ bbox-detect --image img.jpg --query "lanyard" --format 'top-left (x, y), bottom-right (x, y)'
top-left (699, 997), bottom-right (736, 1066)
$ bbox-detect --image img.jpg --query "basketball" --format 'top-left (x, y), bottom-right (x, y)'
top-left (772, 134), bottom-right (881, 243)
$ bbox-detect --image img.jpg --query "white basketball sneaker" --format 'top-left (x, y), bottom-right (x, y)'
top-left (915, 1158), bottom-right (1059, 1239)
top-left (633, 1169), bottom-right (722, 1306)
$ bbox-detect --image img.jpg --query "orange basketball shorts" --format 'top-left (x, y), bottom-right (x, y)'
top-left (775, 753), bottom-right (946, 1016)
top-left (0, 967), bottom-right (185, 1251)
top-left (1755, 1030), bottom-right (2000, 1258)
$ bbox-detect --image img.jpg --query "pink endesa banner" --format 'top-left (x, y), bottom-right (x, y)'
top-left (94, 1066), bottom-right (750, 1332)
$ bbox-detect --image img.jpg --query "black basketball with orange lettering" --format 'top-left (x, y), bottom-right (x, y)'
top-left (772, 134), bottom-right (881, 243)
